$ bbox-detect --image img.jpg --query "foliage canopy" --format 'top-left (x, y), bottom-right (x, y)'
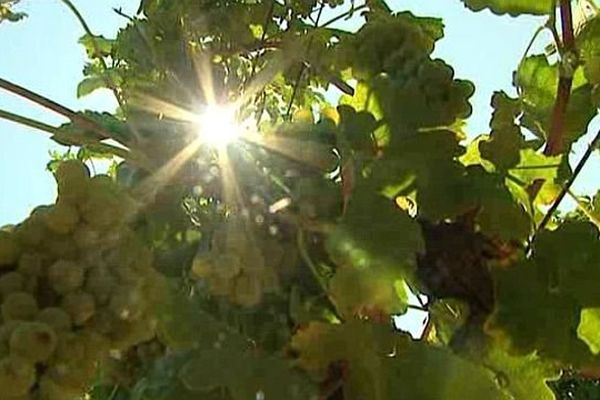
top-left (2, 0), bottom-right (600, 399)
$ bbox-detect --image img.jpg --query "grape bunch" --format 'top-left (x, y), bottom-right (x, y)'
top-left (340, 12), bottom-right (440, 80)
top-left (337, 12), bottom-right (474, 128)
top-left (103, 339), bottom-right (165, 387)
top-left (0, 160), bottom-right (162, 400)
top-left (191, 215), bottom-right (287, 307)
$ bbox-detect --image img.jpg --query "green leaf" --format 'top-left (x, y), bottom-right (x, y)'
top-left (340, 81), bottom-right (389, 146)
top-left (293, 320), bottom-right (509, 400)
top-left (179, 350), bottom-right (316, 400)
top-left (486, 259), bottom-right (589, 364)
top-left (479, 92), bottom-right (525, 170)
top-left (428, 299), bottom-right (470, 345)
top-left (327, 188), bottom-right (424, 273)
top-left (337, 104), bottom-right (378, 154)
top-left (77, 76), bottom-right (107, 98)
top-left (0, 1), bottom-right (26, 23)
top-left (487, 222), bottom-right (600, 366)
top-left (483, 346), bottom-right (560, 400)
top-left (387, 344), bottom-right (510, 400)
top-left (516, 55), bottom-right (595, 150)
top-left (79, 33), bottom-right (115, 58)
top-left (292, 319), bottom-right (400, 399)
top-left (535, 221), bottom-right (600, 307)
top-left (461, 135), bottom-right (496, 171)
top-left (460, 0), bottom-right (552, 16)
top-left (509, 149), bottom-right (562, 185)
top-left (578, 308), bottom-right (600, 355)
top-left (329, 265), bottom-right (409, 318)
top-left (577, 16), bottom-right (600, 85)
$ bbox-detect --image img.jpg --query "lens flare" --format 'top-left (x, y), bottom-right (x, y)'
top-left (196, 105), bottom-right (243, 147)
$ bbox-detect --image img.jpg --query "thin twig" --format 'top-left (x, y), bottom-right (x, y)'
top-left (285, 2), bottom-right (326, 119)
top-left (113, 7), bottom-right (134, 21)
top-left (534, 127), bottom-right (600, 236)
top-left (297, 228), bottom-right (330, 296)
top-left (107, 385), bottom-right (120, 400)
top-left (0, 109), bottom-right (58, 134)
top-left (297, 228), bottom-right (343, 322)
top-left (244, 0), bottom-right (276, 122)
top-left (319, 3), bottom-right (368, 29)
top-left (0, 108), bottom-right (136, 162)
top-left (517, 24), bottom-right (545, 97)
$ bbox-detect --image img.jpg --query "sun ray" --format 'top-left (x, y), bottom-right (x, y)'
top-left (190, 49), bottom-right (218, 106)
top-left (130, 139), bottom-right (202, 210)
top-left (242, 132), bottom-right (337, 172)
top-left (130, 93), bottom-right (199, 123)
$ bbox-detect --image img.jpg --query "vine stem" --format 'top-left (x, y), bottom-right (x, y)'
top-left (297, 228), bottom-right (330, 296)
top-left (320, 3), bottom-right (368, 29)
top-left (296, 228), bottom-right (343, 322)
top-left (529, 0), bottom-right (576, 199)
top-left (545, 0), bottom-right (575, 156)
top-left (0, 109), bottom-right (57, 134)
top-left (0, 77), bottom-right (121, 142)
top-left (534, 126), bottom-right (600, 235)
top-left (0, 108), bottom-right (136, 162)
top-left (285, 2), bottom-right (326, 119)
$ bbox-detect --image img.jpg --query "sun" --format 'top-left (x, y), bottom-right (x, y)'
top-left (196, 104), bottom-right (244, 148)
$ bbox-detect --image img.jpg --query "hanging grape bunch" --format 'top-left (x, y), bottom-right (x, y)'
top-left (0, 160), bottom-right (162, 400)
top-left (191, 214), bottom-right (291, 307)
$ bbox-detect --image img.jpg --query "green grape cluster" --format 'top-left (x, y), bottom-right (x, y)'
top-left (341, 12), bottom-right (440, 80)
top-left (338, 12), bottom-right (473, 128)
top-left (103, 339), bottom-right (165, 387)
top-left (191, 215), bottom-right (284, 307)
top-left (0, 160), bottom-right (162, 400)
top-left (372, 57), bottom-right (475, 128)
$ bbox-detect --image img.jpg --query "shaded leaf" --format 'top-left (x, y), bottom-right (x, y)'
top-left (516, 55), bottom-right (595, 150)
top-left (77, 76), bottom-right (107, 98)
top-left (461, 0), bottom-right (552, 16)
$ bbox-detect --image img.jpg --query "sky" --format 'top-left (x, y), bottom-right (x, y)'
top-left (1, 0), bottom-right (598, 227)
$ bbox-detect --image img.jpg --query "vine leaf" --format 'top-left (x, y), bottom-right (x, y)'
top-left (329, 265), bottom-right (409, 318)
top-left (0, 0), bottom-right (26, 23)
top-left (326, 187), bottom-right (424, 274)
top-left (458, 327), bottom-right (561, 400)
top-left (483, 347), bottom-right (560, 400)
top-left (509, 149), bottom-right (562, 185)
top-left (486, 259), bottom-right (588, 364)
top-left (516, 55), bottom-right (595, 151)
top-left (479, 91), bottom-right (525, 171)
top-left (77, 76), bottom-right (108, 98)
top-left (460, 0), bottom-right (553, 16)
top-left (578, 308), bottom-right (600, 355)
top-left (79, 33), bottom-right (115, 58)
top-left (487, 222), bottom-right (600, 367)
top-left (291, 320), bottom-right (509, 400)
top-left (467, 166), bottom-right (531, 241)
top-left (577, 15), bottom-right (600, 107)
top-left (535, 221), bottom-right (600, 306)
top-left (179, 349), bottom-right (316, 400)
